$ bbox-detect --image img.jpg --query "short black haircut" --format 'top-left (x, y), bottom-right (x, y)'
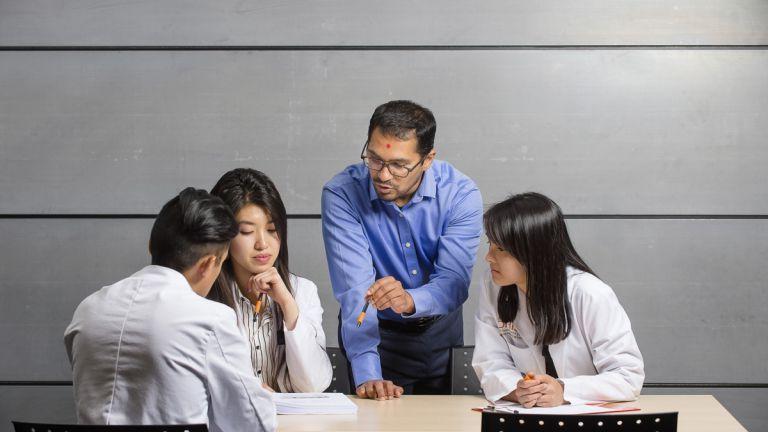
top-left (149, 187), bottom-right (238, 273)
top-left (367, 100), bottom-right (436, 156)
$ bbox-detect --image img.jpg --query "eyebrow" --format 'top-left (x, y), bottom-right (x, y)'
top-left (367, 148), bottom-right (412, 165)
top-left (237, 220), bottom-right (275, 226)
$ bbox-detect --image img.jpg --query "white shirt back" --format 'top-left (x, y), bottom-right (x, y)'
top-left (64, 265), bottom-right (276, 432)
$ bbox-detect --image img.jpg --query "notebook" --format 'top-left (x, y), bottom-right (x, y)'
top-left (273, 392), bottom-right (358, 415)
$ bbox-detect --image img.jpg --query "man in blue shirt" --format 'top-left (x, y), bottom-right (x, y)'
top-left (321, 100), bottom-right (483, 400)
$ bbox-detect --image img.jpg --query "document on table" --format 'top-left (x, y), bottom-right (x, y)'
top-left (490, 399), bottom-right (639, 415)
top-left (273, 392), bottom-right (358, 415)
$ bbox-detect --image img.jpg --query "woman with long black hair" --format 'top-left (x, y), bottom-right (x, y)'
top-left (473, 192), bottom-right (644, 407)
top-left (208, 168), bottom-right (332, 393)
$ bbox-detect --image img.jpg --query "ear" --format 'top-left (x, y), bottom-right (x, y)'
top-left (422, 149), bottom-right (437, 170)
top-left (197, 254), bottom-right (219, 279)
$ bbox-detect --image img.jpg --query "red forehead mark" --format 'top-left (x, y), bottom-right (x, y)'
top-left (386, 144), bottom-right (391, 148)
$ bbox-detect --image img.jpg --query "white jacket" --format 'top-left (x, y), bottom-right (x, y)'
top-left (64, 265), bottom-right (277, 432)
top-left (473, 267), bottom-right (644, 403)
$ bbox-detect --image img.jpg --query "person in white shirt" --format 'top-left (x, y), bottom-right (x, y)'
top-left (473, 192), bottom-right (644, 407)
top-left (207, 168), bottom-right (333, 392)
top-left (64, 187), bottom-right (277, 431)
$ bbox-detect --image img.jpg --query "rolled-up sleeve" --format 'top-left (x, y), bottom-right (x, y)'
top-left (321, 186), bottom-right (381, 387)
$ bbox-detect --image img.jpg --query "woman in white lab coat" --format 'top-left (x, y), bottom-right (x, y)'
top-left (207, 168), bottom-right (333, 393)
top-left (473, 192), bottom-right (644, 407)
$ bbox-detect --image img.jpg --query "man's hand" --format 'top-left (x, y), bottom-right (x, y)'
top-left (366, 276), bottom-right (415, 315)
top-left (355, 379), bottom-right (404, 401)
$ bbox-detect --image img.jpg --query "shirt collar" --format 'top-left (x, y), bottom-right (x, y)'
top-left (232, 280), bottom-right (249, 303)
top-left (130, 265), bottom-right (192, 291)
top-left (367, 163), bottom-right (437, 203)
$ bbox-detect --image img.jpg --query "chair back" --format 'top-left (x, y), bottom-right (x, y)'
top-left (450, 345), bottom-right (484, 395)
top-left (325, 347), bottom-right (353, 394)
top-left (481, 411), bottom-right (678, 432)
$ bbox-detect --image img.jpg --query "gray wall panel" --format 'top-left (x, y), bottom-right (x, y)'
top-left (2, 50), bottom-right (767, 215)
top-left (2, 218), bottom-right (766, 384)
top-left (0, 386), bottom-right (76, 432)
top-left (567, 219), bottom-right (768, 384)
top-left (1, 1), bottom-right (767, 46)
top-left (0, 219), bottom-right (153, 380)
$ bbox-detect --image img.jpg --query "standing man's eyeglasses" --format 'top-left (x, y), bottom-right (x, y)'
top-left (360, 142), bottom-right (427, 179)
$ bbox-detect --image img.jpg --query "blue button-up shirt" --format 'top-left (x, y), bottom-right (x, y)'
top-left (321, 160), bottom-right (483, 386)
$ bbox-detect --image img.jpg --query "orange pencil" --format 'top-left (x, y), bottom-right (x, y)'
top-left (356, 302), bottom-right (370, 328)
top-left (522, 372), bottom-right (535, 381)
top-left (253, 293), bottom-right (264, 315)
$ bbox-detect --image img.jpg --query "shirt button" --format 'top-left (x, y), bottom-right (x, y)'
top-left (405, 242), bottom-right (411, 248)
top-left (411, 269), bottom-right (418, 275)
top-left (399, 214), bottom-right (405, 218)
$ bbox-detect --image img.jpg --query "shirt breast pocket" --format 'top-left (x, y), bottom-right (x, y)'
top-left (500, 328), bottom-right (528, 349)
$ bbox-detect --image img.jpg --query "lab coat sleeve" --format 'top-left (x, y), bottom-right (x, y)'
top-left (206, 308), bottom-right (277, 432)
top-left (282, 278), bottom-right (333, 392)
top-left (63, 305), bottom-right (81, 366)
top-left (472, 273), bottom-right (523, 402)
top-left (559, 278), bottom-right (645, 402)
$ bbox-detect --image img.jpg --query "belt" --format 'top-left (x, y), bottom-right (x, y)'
top-left (378, 316), bottom-right (440, 333)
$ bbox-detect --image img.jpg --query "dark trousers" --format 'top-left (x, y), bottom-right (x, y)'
top-left (338, 308), bottom-right (463, 395)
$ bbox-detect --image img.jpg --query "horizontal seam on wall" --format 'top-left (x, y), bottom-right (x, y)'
top-left (1, 214), bottom-right (767, 220)
top-left (1, 45), bottom-right (768, 52)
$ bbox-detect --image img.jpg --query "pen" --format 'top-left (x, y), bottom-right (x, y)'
top-left (356, 302), bottom-right (370, 328)
top-left (521, 371), bottom-right (535, 381)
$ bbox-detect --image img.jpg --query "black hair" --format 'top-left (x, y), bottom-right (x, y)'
top-left (367, 100), bottom-right (436, 156)
top-left (149, 187), bottom-right (238, 272)
top-left (207, 168), bottom-right (293, 309)
top-left (484, 192), bottom-right (595, 346)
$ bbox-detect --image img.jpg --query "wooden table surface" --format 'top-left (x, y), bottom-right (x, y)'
top-left (276, 394), bottom-right (746, 432)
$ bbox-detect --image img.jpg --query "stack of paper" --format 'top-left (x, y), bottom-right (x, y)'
top-left (273, 392), bottom-right (358, 415)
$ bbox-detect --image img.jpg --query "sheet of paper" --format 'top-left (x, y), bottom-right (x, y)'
top-left (493, 403), bottom-right (613, 415)
top-left (273, 392), bottom-right (358, 415)
top-left (489, 400), bottom-right (640, 415)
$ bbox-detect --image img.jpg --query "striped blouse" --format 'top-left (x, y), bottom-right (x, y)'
top-left (229, 274), bottom-right (333, 393)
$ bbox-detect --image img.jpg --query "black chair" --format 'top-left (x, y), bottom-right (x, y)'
top-left (325, 346), bottom-right (353, 394)
top-left (481, 411), bottom-right (678, 432)
top-left (450, 345), bottom-right (484, 395)
top-left (12, 422), bottom-right (208, 432)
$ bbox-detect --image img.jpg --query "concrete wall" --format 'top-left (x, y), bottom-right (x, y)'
top-left (1, 1), bottom-right (766, 430)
